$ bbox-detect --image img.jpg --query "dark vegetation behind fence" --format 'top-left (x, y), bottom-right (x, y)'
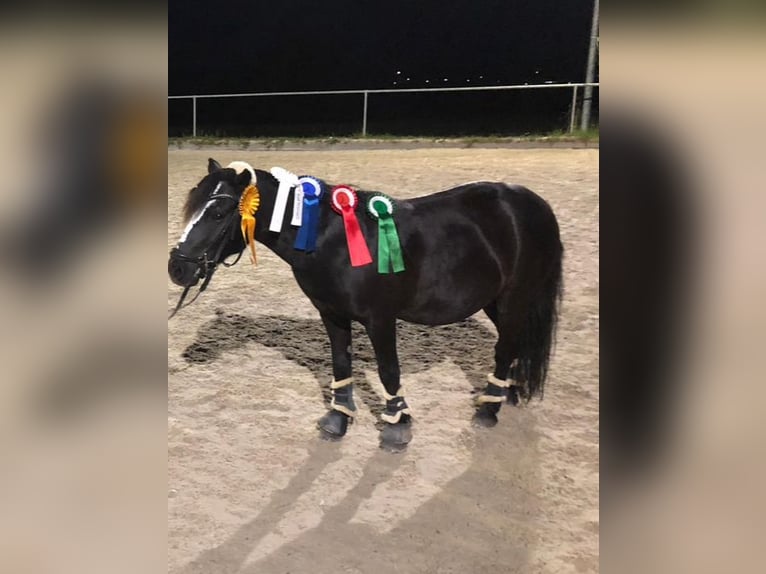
top-left (168, 88), bottom-right (599, 138)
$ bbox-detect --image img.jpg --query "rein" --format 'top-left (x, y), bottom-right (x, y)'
top-left (168, 192), bottom-right (242, 319)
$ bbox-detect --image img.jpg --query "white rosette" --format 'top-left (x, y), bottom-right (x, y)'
top-left (269, 166), bottom-right (300, 232)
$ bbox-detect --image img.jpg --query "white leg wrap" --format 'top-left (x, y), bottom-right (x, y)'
top-left (381, 387), bottom-right (405, 401)
top-left (476, 394), bottom-right (505, 404)
top-left (381, 386), bottom-right (410, 424)
top-left (381, 408), bottom-right (411, 424)
top-left (330, 377), bottom-right (353, 389)
top-left (476, 373), bottom-right (510, 405)
top-left (329, 377), bottom-right (356, 417)
top-left (330, 399), bottom-right (357, 417)
top-left (487, 373), bottom-right (510, 388)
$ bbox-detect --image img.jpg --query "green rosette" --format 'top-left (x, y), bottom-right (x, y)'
top-left (366, 194), bottom-right (405, 274)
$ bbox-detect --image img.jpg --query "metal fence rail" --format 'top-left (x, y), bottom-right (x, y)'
top-left (168, 82), bottom-right (599, 137)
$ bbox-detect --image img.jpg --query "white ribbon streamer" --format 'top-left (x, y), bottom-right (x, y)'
top-left (291, 186), bottom-right (304, 226)
top-left (269, 166), bottom-right (300, 233)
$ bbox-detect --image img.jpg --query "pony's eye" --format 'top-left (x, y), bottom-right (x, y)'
top-left (210, 207), bottom-right (225, 220)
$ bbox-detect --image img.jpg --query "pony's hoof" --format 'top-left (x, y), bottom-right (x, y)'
top-left (379, 421), bottom-right (412, 452)
top-left (317, 410), bottom-right (349, 440)
top-left (472, 411), bottom-right (498, 428)
top-left (472, 404), bottom-right (499, 428)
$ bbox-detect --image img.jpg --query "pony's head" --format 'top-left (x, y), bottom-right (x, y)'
top-left (168, 158), bottom-right (253, 287)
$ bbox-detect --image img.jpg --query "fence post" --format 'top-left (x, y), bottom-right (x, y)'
top-left (581, 0), bottom-right (599, 131)
top-left (192, 96), bottom-right (197, 137)
top-left (362, 91), bottom-right (368, 136)
top-left (569, 85), bottom-right (578, 133)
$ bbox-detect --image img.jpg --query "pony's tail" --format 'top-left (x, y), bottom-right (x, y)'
top-left (514, 240), bottom-right (564, 401)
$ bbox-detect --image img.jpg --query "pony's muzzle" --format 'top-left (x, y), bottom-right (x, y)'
top-left (168, 253), bottom-right (200, 287)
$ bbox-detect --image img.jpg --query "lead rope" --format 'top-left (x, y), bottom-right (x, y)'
top-left (168, 284), bottom-right (192, 319)
top-left (167, 270), bottom-right (215, 319)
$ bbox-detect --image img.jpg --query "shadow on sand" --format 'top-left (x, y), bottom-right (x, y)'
top-left (174, 311), bottom-right (537, 574)
top-left (181, 310), bottom-right (498, 420)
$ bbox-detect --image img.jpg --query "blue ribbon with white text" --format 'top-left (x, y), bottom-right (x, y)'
top-left (294, 176), bottom-right (323, 252)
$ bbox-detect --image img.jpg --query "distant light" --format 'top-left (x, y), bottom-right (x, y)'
top-left (393, 81), bottom-right (397, 85)
top-left (466, 79), bottom-right (471, 83)
top-left (425, 79), bottom-right (430, 83)
top-left (479, 75), bottom-right (484, 79)
top-left (406, 77), bottom-right (410, 81)
top-left (396, 71), bottom-right (401, 75)
top-left (443, 78), bottom-right (448, 82)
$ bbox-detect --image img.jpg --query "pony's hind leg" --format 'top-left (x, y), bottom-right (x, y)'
top-left (474, 298), bottom-right (523, 427)
top-left (365, 318), bottom-right (412, 452)
top-left (317, 312), bottom-right (356, 440)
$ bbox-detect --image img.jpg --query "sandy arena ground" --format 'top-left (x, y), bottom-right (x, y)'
top-left (168, 148), bottom-right (598, 574)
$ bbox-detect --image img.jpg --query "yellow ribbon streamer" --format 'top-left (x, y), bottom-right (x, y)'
top-left (238, 184), bottom-right (260, 264)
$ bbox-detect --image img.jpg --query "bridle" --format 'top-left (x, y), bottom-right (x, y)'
top-left (168, 191), bottom-right (243, 319)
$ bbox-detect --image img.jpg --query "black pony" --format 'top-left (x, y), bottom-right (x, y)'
top-left (169, 159), bottom-right (563, 450)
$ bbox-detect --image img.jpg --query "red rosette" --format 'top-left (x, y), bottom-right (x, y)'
top-left (330, 185), bottom-right (357, 213)
top-left (330, 185), bottom-right (372, 267)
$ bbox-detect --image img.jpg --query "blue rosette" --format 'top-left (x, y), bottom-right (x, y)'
top-left (294, 176), bottom-right (324, 252)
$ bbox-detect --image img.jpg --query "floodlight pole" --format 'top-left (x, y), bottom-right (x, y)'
top-left (580, 0), bottom-right (599, 131)
top-left (569, 85), bottom-right (578, 132)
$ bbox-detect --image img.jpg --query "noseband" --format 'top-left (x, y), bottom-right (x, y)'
top-left (168, 192), bottom-right (243, 319)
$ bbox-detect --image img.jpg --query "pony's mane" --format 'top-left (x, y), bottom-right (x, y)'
top-left (182, 181), bottom-right (213, 223)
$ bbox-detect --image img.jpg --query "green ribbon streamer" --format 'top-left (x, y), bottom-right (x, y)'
top-left (377, 212), bottom-right (405, 274)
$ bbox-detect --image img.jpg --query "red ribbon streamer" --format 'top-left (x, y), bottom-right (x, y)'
top-left (331, 186), bottom-right (372, 267)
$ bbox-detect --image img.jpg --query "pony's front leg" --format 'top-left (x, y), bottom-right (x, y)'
top-left (365, 319), bottom-right (412, 451)
top-left (317, 312), bottom-right (356, 440)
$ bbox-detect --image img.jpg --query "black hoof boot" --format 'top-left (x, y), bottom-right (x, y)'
top-left (379, 415), bottom-right (412, 452)
top-left (317, 410), bottom-right (350, 441)
top-left (472, 403), bottom-right (501, 428)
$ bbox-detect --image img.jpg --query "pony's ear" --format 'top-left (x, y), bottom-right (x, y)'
top-left (208, 158), bottom-right (222, 173)
top-left (236, 169), bottom-right (252, 187)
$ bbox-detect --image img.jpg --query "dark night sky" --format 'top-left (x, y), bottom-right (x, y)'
top-left (170, 0), bottom-right (594, 95)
